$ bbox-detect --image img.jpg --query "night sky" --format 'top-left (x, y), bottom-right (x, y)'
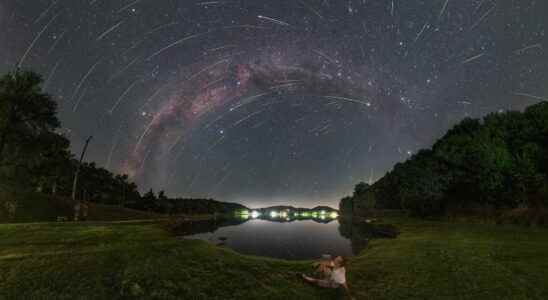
top-left (1, 1), bottom-right (547, 207)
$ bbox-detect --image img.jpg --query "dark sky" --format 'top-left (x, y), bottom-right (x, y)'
top-left (1, 0), bottom-right (547, 207)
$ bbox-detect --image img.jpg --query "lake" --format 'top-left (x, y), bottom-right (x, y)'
top-left (173, 216), bottom-right (397, 260)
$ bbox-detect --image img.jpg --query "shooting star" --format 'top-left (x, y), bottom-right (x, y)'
top-left (47, 29), bottom-right (67, 55)
top-left (106, 124), bottom-right (125, 169)
top-left (108, 57), bottom-right (140, 83)
top-left (462, 53), bottom-right (485, 64)
top-left (96, 20), bottom-right (125, 41)
top-left (146, 32), bottom-right (207, 60)
top-left (187, 59), bottom-right (230, 81)
top-left (513, 92), bottom-right (548, 102)
top-left (208, 135), bottom-right (226, 152)
top-left (196, 1), bottom-right (224, 6)
top-left (232, 109), bottom-right (266, 127)
top-left (414, 23), bottom-right (429, 43)
top-left (257, 15), bottom-right (291, 26)
top-left (109, 79), bottom-right (141, 114)
top-left (230, 93), bottom-right (272, 111)
top-left (34, 0), bottom-right (58, 24)
top-left (470, 5), bottom-right (495, 29)
top-left (18, 12), bottom-right (61, 68)
top-left (514, 44), bottom-right (542, 55)
top-left (323, 96), bottom-right (372, 107)
top-left (313, 49), bottom-right (338, 64)
top-left (144, 21), bottom-right (178, 36)
top-left (44, 59), bottom-right (62, 88)
top-left (134, 118), bottom-right (155, 154)
top-left (439, 0), bottom-right (449, 18)
top-left (70, 57), bottom-right (102, 102)
top-left (72, 86), bottom-right (88, 112)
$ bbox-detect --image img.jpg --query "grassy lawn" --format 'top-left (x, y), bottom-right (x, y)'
top-left (0, 191), bottom-right (163, 223)
top-left (1, 219), bottom-right (547, 299)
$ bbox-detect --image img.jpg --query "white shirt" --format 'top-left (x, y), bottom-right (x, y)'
top-left (331, 267), bottom-right (346, 284)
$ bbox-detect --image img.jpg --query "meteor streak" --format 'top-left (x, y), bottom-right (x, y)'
top-left (96, 20), bottom-right (125, 41)
top-left (70, 57), bottom-right (102, 103)
top-left (514, 44), bottom-right (542, 55)
top-left (513, 92), bottom-right (548, 102)
top-left (109, 79), bottom-right (141, 114)
top-left (146, 33), bottom-right (207, 60)
top-left (462, 53), bottom-right (485, 64)
top-left (18, 12), bottom-right (61, 68)
top-left (257, 15), bottom-right (290, 26)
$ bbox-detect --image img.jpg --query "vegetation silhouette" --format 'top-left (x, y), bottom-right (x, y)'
top-left (0, 70), bottom-right (244, 219)
top-left (342, 102), bottom-right (548, 221)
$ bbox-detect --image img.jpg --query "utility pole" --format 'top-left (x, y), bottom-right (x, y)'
top-left (72, 136), bottom-right (92, 221)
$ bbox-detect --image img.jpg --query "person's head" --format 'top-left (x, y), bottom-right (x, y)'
top-left (334, 256), bottom-right (347, 268)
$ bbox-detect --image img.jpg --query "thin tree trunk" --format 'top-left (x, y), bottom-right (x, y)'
top-left (72, 136), bottom-right (92, 221)
top-left (52, 180), bottom-right (57, 196)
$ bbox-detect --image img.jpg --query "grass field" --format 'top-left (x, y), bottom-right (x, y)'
top-left (1, 218), bottom-right (547, 299)
top-left (0, 191), bottom-right (163, 223)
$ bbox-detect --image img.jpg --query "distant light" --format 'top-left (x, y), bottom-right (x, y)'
top-left (320, 210), bottom-right (326, 215)
top-left (320, 215), bottom-right (326, 220)
top-left (270, 211), bottom-right (278, 218)
top-left (330, 212), bottom-right (339, 219)
top-left (251, 211), bottom-right (260, 218)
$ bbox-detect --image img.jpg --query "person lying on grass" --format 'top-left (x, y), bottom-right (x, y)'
top-left (302, 255), bottom-right (353, 299)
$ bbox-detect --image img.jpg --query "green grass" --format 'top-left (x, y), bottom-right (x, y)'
top-left (1, 218), bottom-right (547, 299)
top-left (0, 191), bottom-right (163, 223)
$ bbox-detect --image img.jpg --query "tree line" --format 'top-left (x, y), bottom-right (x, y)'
top-left (341, 102), bottom-right (548, 217)
top-left (0, 70), bottom-right (243, 216)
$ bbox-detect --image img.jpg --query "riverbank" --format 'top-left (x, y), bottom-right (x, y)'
top-left (1, 218), bottom-right (547, 299)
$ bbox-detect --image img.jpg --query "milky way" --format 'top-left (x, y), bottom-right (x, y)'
top-left (1, 1), bottom-right (547, 207)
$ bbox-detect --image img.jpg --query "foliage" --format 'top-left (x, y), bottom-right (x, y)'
top-left (343, 102), bottom-right (548, 216)
top-left (0, 70), bottom-right (241, 217)
top-left (0, 70), bottom-right (62, 189)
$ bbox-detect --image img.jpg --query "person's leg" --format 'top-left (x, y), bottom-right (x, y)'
top-left (302, 274), bottom-right (318, 284)
top-left (302, 275), bottom-right (337, 289)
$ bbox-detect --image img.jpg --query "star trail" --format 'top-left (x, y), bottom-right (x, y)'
top-left (1, 0), bottom-right (547, 207)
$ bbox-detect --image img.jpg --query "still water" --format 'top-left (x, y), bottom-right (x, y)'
top-left (174, 217), bottom-right (393, 260)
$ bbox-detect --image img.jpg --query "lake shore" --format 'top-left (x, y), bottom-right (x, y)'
top-left (1, 217), bottom-right (548, 299)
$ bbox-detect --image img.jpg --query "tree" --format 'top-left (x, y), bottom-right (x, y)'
top-left (353, 182), bottom-right (370, 198)
top-left (0, 70), bottom-right (62, 188)
top-left (140, 189), bottom-right (157, 212)
top-left (339, 196), bottom-right (354, 216)
top-left (348, 102), bottom-right (548, 217)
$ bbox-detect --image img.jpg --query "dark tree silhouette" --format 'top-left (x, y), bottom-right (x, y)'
top-left (0, 70), bottom-right (63, 188)
top-left (343, 102), bottom-right (548, 217)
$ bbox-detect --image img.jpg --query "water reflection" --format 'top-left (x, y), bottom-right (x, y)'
top-left (170, 216), bottom-right (398, 260)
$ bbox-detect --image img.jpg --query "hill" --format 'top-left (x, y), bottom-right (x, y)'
top-left (341, 102), bottom-right (548, 219)
top-left (254, 205), bottom-right (338, 213)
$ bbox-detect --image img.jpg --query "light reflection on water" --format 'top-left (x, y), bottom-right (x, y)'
top-left (181, 219), bottom-right (354, 260)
